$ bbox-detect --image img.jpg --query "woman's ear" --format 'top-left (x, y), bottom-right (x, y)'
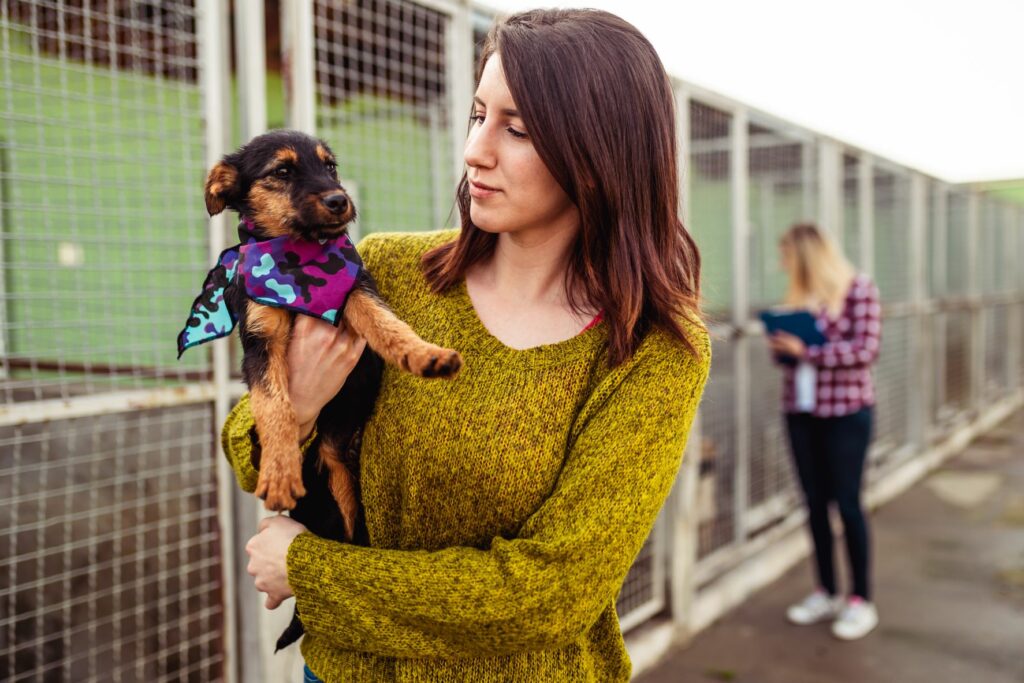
top-left (204, 161), bottom-right (239, 216)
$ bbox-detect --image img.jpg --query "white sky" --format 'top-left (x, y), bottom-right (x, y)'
top-left (479, 0), bottom-right (1024, 183)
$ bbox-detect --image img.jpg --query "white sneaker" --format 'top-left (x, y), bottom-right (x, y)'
top-left (786, 591), bottom-right (843, 625)
top-left (831, 598), bottom-right (879, 640)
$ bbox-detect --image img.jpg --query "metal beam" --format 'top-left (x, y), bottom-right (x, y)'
top-left (858, 153), bottom-right (875, 276)
top-left (908, 173), bottom-right (927, 446)
top-left (966, 193), bottom-right (983, 409)
top-left (282, 0), bottom-right (316, 134)
top-left (198, 2), bottom-right (237, 681)
top-left (235, 0), bottom-right (268, 139)
top-left (447, 0), bottom-right (475, 191)
top-left (817, 138), bottom-right (841, 239)
top-left (0, 384), bottom-right (218, 427)
top-left (730, 106), bottom-right (751, 551)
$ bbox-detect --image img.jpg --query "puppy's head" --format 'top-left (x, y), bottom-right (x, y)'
top-left (204, 130), bottom-right (356, 241)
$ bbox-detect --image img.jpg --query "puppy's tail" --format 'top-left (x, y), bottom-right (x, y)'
top-left (275, 608), bottom-right (305, 652)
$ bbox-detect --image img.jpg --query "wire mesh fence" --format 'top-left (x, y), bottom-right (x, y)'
top-left (1, 405), bottom-right (223, 682)
top-left (2, 2), bottom-right (1022, 678)
top-left (0, 1), bottom-right (224, 681)
top-left (680, 84), bottom-right (1022, 624)
top-left (313, 0), bottom-right (455, 240)
top-left (0, 0), bottom-right (210, 401)
top-left (688, 99), bottom-right (733, 319)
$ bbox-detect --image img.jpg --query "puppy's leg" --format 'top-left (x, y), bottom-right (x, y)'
top-left (343, 288), bottom-right (462, 378)
top-left (247, 302), bottom-right (306, 511)
top-left (317, 436), bottom-right (358, 541)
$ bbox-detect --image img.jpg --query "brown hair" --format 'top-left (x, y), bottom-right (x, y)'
top-left (779, 223), bottom-right (856, 317)
top-left (421, 8), bottom-right (704, 365)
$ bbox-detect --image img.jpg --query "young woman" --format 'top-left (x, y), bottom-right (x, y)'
top-left (767, 223), bottom-right (882, 641)
top-left (226, 9), bottom-right (710, 681)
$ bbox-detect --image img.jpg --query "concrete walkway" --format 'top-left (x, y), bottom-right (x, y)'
top-left (638, 410), bottom-right (1024, 683)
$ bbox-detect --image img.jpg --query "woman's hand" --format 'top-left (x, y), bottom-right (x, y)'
top-left (245, 515), bottom-right (308, 609)
top-left (767, 331), bottom-right (807, 359)
top-left (287, 315), bottom-right (368, 436)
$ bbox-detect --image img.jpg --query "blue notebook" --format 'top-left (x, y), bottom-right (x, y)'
top-left (760, 310), bottom-right (828, 366)
top-left (759, 309), bottom-right (828, 346)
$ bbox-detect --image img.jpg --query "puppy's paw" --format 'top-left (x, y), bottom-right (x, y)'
top-left (401, 345), bottom-right (463, 378)
top-left (254, 456), bottom-right (307, 512)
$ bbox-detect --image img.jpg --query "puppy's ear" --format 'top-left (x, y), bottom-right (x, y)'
top-left (204, 161), bottom-right (239, 216)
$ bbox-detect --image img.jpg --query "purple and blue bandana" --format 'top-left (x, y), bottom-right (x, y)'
top-left (177, 218), bottom-right (362, 357)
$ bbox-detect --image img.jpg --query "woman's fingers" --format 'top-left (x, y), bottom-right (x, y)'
top-left (286, 316), bottom-right (367, 425)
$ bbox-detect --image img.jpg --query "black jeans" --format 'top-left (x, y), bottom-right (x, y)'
top-left (785, 407), bottom-right (873, 600)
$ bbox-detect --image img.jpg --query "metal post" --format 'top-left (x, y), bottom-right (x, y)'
top-left (933, 184), bottom-right (949, 419)
top-left (232, 2), bottom-right (269, 680)
top-left (966, 192), bottom-right (983, 411)
top-left (1004, 204), bottom-right (1021, 392)
top-left (800, 141), bottom-right (814, 221)
top-left (858, 153), bottom-right (874, 276)
top-left (273, 2), bottom-right (318, 677)
top-left (446, 0), bottom-right (474, 189)
top-left (198, 1), bottom-right (237, 681)
top-left (817, 138), bottom-right (841, 239)
top-left (731, 107), bottom-right (751, 548)
top-left (908, 173), bottom-right (927, 447)
top-left (0, 143), bottom-right (7, 378)
top-left (668, 84), bottom-right (700, 636)
top-left (282, 0), bottom-right (316, 134)
top-left (235, 0), bottom-right (268, 138)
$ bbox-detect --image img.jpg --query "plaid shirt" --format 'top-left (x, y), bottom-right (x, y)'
top-left (781, 274), bottom-right (882, 417)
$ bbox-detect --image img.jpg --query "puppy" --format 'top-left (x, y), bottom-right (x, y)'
top-left (180, 128), bottom-right (462, 539)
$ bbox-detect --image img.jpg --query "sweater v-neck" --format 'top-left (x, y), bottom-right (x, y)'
top-left (450, 277), bottom-right (607, 368)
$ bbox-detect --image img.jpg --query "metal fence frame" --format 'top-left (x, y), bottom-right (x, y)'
top-left (1, 1), bottom-right (235, 681)
top-left (665, 77), bottom-right (1023, 649)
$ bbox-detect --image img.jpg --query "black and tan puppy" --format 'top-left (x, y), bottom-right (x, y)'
top-left (203, 130), bottom-right (462, 540)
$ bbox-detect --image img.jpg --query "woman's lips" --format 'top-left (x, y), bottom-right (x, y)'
top-left (469, 179), bottom-right (500, 198)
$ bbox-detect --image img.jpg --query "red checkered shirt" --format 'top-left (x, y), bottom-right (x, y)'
top-left (781, 274), bottom-right (882, 417)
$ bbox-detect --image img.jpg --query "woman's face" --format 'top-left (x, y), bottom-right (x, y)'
top-left (464, 54), bottom-right (579, 238)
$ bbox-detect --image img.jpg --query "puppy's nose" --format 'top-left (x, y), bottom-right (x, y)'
top-left (322, 193), bottom-right (349, 215)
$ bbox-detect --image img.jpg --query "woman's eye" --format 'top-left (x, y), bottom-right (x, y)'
top-left (507, 127), bottom-right (528, 139)
top-left (274, 167), bottom-right (292, 179)
top-left (470, 113), bottom-right (484, 125)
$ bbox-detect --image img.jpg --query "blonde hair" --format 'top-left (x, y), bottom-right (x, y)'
top-left (779, 223), bottom-right (857, 317)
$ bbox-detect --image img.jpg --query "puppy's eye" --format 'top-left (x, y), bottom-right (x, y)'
top-left (326, 162), bottom-right (337, 177)
top-left (274, 166), bottom-right (292, 179)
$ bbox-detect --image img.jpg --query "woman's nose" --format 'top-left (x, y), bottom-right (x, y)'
top-left (464, 122), bottom-right (496, 169)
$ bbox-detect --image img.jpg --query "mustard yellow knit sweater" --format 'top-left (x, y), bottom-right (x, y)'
top-left (221, 230), bottom-right (710, 682)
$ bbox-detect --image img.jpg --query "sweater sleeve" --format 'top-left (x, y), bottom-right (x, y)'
top-left (284, 330), bottom-right (711, 658)
top-left (805, 278), bottom-right (882, 369)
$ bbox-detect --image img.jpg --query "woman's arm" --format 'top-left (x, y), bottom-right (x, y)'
top-left (805, 279), bottom-right (882, 368)
top-left (284, 330), bottom-right (711, 658)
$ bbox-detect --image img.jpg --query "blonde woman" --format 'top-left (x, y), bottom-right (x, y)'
top-left (767, 223), bottom-right (881, 640)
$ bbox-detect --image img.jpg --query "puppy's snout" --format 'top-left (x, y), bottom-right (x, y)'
top-left (322, 193), bottom-right (349, 215)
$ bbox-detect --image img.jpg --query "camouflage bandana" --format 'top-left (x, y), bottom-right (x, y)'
top-left (177, 217), bottom-right (362, 357)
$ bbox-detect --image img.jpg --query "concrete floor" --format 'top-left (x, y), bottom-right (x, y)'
top-left (638, 410), bottom-right (1024, 683)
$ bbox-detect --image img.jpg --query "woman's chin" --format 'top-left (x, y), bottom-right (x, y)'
top-left (468, 209), bottom-right (508, 234)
